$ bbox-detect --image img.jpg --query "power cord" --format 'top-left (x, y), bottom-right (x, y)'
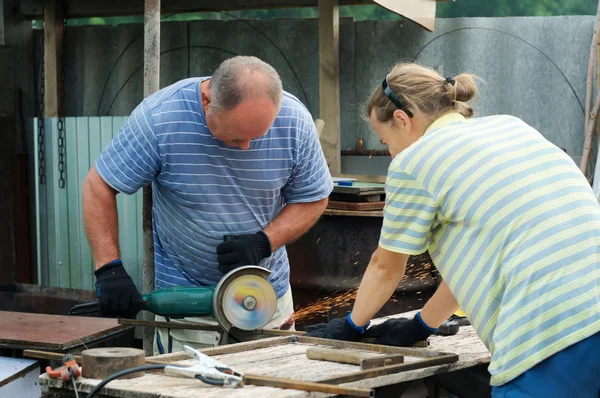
top-left (86, 364), bottom-right (170, 398)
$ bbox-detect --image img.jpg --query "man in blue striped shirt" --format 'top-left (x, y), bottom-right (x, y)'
top-left (83, 56), bottom-right (333, 352)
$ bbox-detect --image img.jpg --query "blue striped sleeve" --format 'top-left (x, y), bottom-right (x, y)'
top-left (282, 108), bottom-right (333, 203)
top-left (95, 101), bottom-right (161, 195)
top-left (379, 166), bottom-right (439, 255)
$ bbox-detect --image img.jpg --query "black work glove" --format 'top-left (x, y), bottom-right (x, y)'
top-left (305, 314), bottom-right (368, 341)
top-left (94, 260), bottom-right (145, 318)
top-left (363, 313), bottom-right (436, 346)
top-left (216, 231), bottom-right (272, 274)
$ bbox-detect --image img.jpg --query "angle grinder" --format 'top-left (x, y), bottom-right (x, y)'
top-left (69, 266), bottom-right (277, 331)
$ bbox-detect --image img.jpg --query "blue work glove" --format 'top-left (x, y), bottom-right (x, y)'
top-left (305, 313), bottom-right (370, 341)
top-left (363, 312), bottom-right (436, 346)
top-left (94, 260), bottom-right (145, 318)
top-left (216, 231), bottom-right (272, 274)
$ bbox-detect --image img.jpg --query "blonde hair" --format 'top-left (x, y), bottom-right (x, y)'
top-left (367, 63), bottom-right (478, 123)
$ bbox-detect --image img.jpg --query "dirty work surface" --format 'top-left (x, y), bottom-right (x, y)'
top-left (0, 311), bottom-right (128, 350)
top-left (39, 320), bottom-right (489, 398)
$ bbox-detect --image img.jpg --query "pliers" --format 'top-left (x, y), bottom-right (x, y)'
top-left (164, 345), bottom-right (244, 388)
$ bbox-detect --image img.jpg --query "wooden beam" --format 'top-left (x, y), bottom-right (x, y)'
top-left (318, 0), bottom-right (341, 174)
top-left (21, 0), bottom-right (372, 18)
top-left (43, 0), bottom-right (63, 117)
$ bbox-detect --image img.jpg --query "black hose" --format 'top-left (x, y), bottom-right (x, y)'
top-left (86, 364), bottom-right (169, 398)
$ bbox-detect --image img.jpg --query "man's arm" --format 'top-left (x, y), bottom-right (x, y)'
top-left (82, 166), bottom-right (120, 269)
top-left (349, 246), bottom-right (409, 326)
top-left (263, 197), bottom-right (328, 251)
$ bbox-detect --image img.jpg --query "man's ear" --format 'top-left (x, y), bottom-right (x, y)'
top-left (201, 90), bottom-right (211, 109)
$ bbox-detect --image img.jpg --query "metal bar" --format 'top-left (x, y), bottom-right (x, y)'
top-left (118, 319), bottom-right (222, 332)
top-left (24, 349), bottom-right (82, 363)
top-left (230, 328), bottom-right (307, 337)
top-left (341, 149), bottom-right (390, 156)
top-left (244, 374), bottom-right (373, 397)
top-left (317, 353), bottom-right (459, 385)
top-left (296, 336), bottom-right (439, 357)
top-left (145, 336), bottom-right (292, 363)
top-left (360, 354), bottom-right (405, 370)
top-left (142, 0), bottom-right (160, 358)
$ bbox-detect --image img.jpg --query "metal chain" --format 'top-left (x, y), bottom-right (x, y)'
top-left (57, 1), bottom-right (67, 189)
top-left (37, 25), bottom-right (46, 185)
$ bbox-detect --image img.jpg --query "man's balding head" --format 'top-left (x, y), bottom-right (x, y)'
top-left (201, 56), bottom-right (283, 150)
top-left (210, 56), bottom-right (283, 113)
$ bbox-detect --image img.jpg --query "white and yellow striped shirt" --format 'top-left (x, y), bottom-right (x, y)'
top-left (380, 113), bottom-right (600, 385)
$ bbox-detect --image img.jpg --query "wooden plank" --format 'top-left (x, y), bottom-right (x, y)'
top-left (323, 208), bottom-right (383, 217)
top-left (318, 0), bottom-right (341, 174)
top-left (0, 311), bottom-right (129, 350)
top-left (21, 0), bottom-right (374, 18)
top-left (327, 200), bottom-right (384, 211)
top-left (43, 0), bottom-right (64, 117)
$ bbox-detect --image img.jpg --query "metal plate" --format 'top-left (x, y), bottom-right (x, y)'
top-left (213, 266), bottom-right (276, 331)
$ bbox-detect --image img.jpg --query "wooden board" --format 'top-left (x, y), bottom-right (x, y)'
top-left (327, 200), bottom-right (384, 211)
top-left (324, 208), bottom-right (383, 217)
top-left (0, 311), bottom-right (128, 350)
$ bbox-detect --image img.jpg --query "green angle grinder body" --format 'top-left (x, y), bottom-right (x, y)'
top-left (213, 266), bottom-right (278, 331)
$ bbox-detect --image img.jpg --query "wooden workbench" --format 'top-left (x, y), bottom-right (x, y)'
top-left (39, 311), bottom-right (490, 397)
top-left (0, 311), bottom-right (130, 351)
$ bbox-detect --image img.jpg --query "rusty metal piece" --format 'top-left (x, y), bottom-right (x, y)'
top-left (24, 349), bottom-right (82, 363)
top-left (118, 319), bottom-right (222, 332)
top-left (82, 347), bottom-right (145, 379)
top-left (306, 346), bottom-right (405, 370)
top-left (244, 374), bottom-right (373, 397)
top-left (360, 354), bottom-right (405, 370)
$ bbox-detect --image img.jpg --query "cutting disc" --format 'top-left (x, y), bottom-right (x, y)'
top-left (214, 266), bottom-right (277, 331)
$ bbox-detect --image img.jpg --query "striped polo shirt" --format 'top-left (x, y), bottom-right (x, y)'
top-left (95, 77), bottom-right (333, 298)
top-left (380, 113), bottom-right (600, 385)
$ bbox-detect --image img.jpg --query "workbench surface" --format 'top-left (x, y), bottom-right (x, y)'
top-left (40, 311), bottom-right (491, 397)
top-left (0, 311), bottom-right (129, 350)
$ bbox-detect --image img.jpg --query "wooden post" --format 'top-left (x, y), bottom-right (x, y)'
top-left (142, 0), bottom-right (160, 357)
top-left (318, 0), bottom-right (341, 174)
top-left (43, 0), bottom-right (63, 117)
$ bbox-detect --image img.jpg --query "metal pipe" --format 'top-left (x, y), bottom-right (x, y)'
top-left (142, 0), bottom-right (160, 357)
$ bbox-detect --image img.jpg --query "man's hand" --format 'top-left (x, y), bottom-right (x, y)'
top-left (305, 314), bottom-right (368, 341)
top-left (94, 260), bottom-right (145, 318)
top-left (363, 313), bottom-right (436, 346)
top-left (216, 231), bottom-right (272, 274)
